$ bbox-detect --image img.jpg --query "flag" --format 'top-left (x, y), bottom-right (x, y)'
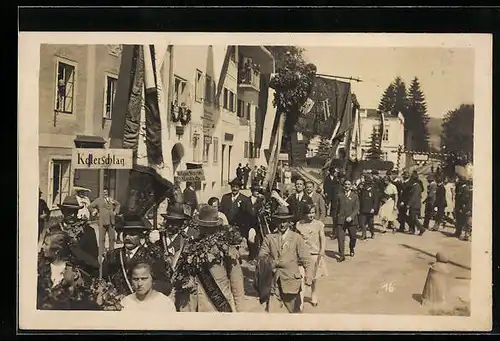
top-left (111, 45), bottom-right (175, 226)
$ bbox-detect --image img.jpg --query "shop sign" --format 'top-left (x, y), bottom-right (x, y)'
top-left (72, 148), bottom-right (133, 169)
top-left (176, 169), bottom-right (206, 182)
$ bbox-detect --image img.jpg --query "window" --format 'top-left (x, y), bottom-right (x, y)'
top-left (244, 141), bottom-right (249, 158)
top-left (223, 88), bottom-right (229, 109)
top-left (195, 70), bottom-right (204, 102)
top-left (229, 47), bottom-right (236, 63)
top-left (49, 159), bottom-right (72, 208)
top-left (228, 91), bottom-right (235, 112)
top-left (174, 76), bottom-right (188, 105)
top-left (237, 99), bottom-right (244, 117)
top-left (256, 147), bottom-right (260, 159)
top-left (383, 128), bottom-right (389, 142)
top-left (249, 142), bottom-right (254, 158)
top-left (203, 137), bottom-right (210, 163)
top-left (247, 103), bottom-right (252, 120)
top-left (103, 74), bottom-right (117, 119)
top-left (204, 75), bottom-right (213, 103)
top-left (213, 137), bottom-right (219, 163)
top-left (103, 169), bottom-right (117, 198)
top-left (55, 61), bottom-right (76, 114)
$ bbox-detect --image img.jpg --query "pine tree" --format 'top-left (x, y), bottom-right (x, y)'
top-left (365, 127), bottom-right (383, 160)
top-left (407, 77), bottom-right (430, 151)
top-left (378, 76), bottom-right (408, 118)
top-left (378, 83), bottom-right (396, 114)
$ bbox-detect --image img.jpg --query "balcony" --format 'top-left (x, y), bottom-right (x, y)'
top-left (238, 62), bottom-right (261, 92)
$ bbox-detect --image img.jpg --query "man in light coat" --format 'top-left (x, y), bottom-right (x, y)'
top-left (258, 205), bottom-right (313, 313)
top-left (90, 188), bottom-right (121, 253)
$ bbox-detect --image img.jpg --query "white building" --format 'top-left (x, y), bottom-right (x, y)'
top-left (337, 108), bottom-right (406, 167)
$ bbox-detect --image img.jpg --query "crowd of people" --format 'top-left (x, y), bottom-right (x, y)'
top-left (36, 162), bottom-right (472, 314)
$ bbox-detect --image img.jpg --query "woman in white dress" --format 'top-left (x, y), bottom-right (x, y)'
top-left (120, 261), bottom-right (177, 312)
top-left (295, 204), bottom-right (328, 310)
top-left (378, 176), bottom-right (399, 233)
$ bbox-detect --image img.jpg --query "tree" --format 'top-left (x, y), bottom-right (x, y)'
top-left (378, 76), bottom-right (408, 117)
top-left (265, 46), bottom-right (317, 165)
top-left (407, 77), bottom-right (430, 151)
top-left (365, 127), bottom-right (383, 160)
top-left (440, 104), bottom-right (474, 173)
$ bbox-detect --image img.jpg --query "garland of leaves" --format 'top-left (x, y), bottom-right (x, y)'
top-left (172, 225), bottom-right (242, 292)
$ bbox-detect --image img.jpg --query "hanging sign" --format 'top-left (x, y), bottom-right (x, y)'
top-left (72, 148), bottom-right (133, 169)
top-left (176, 169), bottom-right (206, 182)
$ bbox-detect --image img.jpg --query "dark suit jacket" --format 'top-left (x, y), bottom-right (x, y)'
top-left (358, 185), bottom-right (378, 214)
top-left (323, 175), bottom-right (341, 203)
top-left (435, 183), bottom-right (447, 209)
top-left (407, 180), bottom-right (423, 210)
top-left (183, 187), bottom-right (198, 215)
top-left (248, 196), bottom-right (265, 228)
top-left (286, 193), bottom-right (314, 222)
top-left (219, 192), bottom-right (252, 235)
top-left (101, 245), bottom-right (173, 297)
top-left (335, 191), bottom-right (360, 225)
top-left (89, 196), bottom-right (120, 226)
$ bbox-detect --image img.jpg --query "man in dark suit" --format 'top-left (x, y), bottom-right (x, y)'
top-left (219, 178), bottom-right (252, 240)
top-left (358, 176), bottom-right (378, 240)
top-left (39, 189), bottom-right (50, 240)
top-left (396, 171), bottom-right (411, 232)
top-left (323, 167), bottom-right (341, 216)
top-left (183, 181), bottom-right (198, 217)
top-left (334, 180), bottom-right (360, 262)
top-left (243, 163), bottom-right (251, 189)
top-left (286, 178), bottom-right (314, 223)
top-left (406, 171), bottom-right (425, 236)
top-left (247, 184), bottom-right (266, 261)
top-left (45, 195), bottom-right (100, 277)
top-left (431, 175), bottom-right (447, 231)
top-left (90, 188), bottom-right (121, 253)
top-left (101, 216), bottom-right (173, 297)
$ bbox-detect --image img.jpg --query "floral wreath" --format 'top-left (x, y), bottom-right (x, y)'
top-left (171, 102), bottom-right (192, 126)
top-left (37, 251), bottom-right (124, 310)
top-left (172, 225), bottom-right (242, 292)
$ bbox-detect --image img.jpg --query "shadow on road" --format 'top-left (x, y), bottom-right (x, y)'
top-left (412, 293), bottom-right (423, 304)
top-left (439, 230), bottom-right (458, 238)
top-left (400, 244), bottom-right (471, 271)
top-left (325, 250), bottom-right (341, 260)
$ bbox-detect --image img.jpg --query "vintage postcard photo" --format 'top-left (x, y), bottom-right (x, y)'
top-left (18, 32), bottom-right (492, 331)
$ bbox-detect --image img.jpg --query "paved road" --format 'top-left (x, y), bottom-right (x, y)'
top-left (239, 217), bottom-right (471, 315)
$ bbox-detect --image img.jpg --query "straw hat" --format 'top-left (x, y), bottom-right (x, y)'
top-left (271, 205), bottom-right (294, 220)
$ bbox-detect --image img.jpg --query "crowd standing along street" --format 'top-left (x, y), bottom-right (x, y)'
top-left (37, 43), bottom-right (474, 315)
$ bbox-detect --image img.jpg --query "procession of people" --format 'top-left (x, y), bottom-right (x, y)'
top-left (37, 161), bottom-right (472, 314)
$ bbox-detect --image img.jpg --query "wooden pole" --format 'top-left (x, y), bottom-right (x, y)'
top-left (263, 113), bottom-right (286, 190)
top-left (316, 73), bottom-right (363, 83)
top-left (98, 168), bottom-right (104, 279)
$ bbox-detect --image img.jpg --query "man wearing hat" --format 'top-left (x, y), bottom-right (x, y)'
top-left (45, 195), bottom-right (100, 277)
top-left (159, 203), bottom-right (194, 271)
top-left (174, 205), bottom-right (245, 312)
top-left (396, 171), bottom-right (411, 233)
top-left (423, 173), bottom-right (437, 230)
top-left (357, 175), bottom-right (378, 239)
top-left (406, 171), bottom-right (425, 235)
top-left (101, 215), bottom-right (173, 297)
top-left (454, 165), bottom-right (473, 240)
top-left (258, 205), bottom-right (313, 313)
top-left (323, 167), bottom-right (342, 218)
top-left (247, 184), bottom-right (267, 262)
top-left (219, 178), bottom-right (252, 241)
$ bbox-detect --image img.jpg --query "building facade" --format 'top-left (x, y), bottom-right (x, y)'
top-left (39, 44), bottom-right (275, 213)
top-left (39, 44), bottom-right (123, 212)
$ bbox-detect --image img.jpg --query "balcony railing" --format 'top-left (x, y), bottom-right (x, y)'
top-left (238, 63), bottom-right (260, 91)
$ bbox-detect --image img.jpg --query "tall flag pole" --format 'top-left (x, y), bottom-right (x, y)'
top-left (263, 110), bottom-right (286, 190)
top-left (116, 45), bottom-right (174, 228)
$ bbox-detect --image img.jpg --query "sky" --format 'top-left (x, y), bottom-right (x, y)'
top-left (303, 47), bottom-right (474, 118)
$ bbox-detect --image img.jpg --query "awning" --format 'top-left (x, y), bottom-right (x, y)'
top-left (74, 135), bottom-right (107, 148)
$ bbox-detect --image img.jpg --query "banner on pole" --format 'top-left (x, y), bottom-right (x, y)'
top-left (72, 148), bottom-right (133, 169)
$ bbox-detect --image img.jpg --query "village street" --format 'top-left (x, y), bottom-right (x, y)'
top-left (92, 185), bottom-right (471, 316)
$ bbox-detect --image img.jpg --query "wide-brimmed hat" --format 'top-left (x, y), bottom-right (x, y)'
top-left (229, 178), bottom-right (243, 187)
top-left (161, 203), bottom-right (191, 220)
top-left (193, 205), bottom-right (223, 227)
top-left (271, 205), bottom-right (294, 220)
top-left (73, 186), bottom-right (91, 193)
top-left (57, 195), bottom-right (84, 210)
top-left (115, 214), bottom-right (150, 231)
